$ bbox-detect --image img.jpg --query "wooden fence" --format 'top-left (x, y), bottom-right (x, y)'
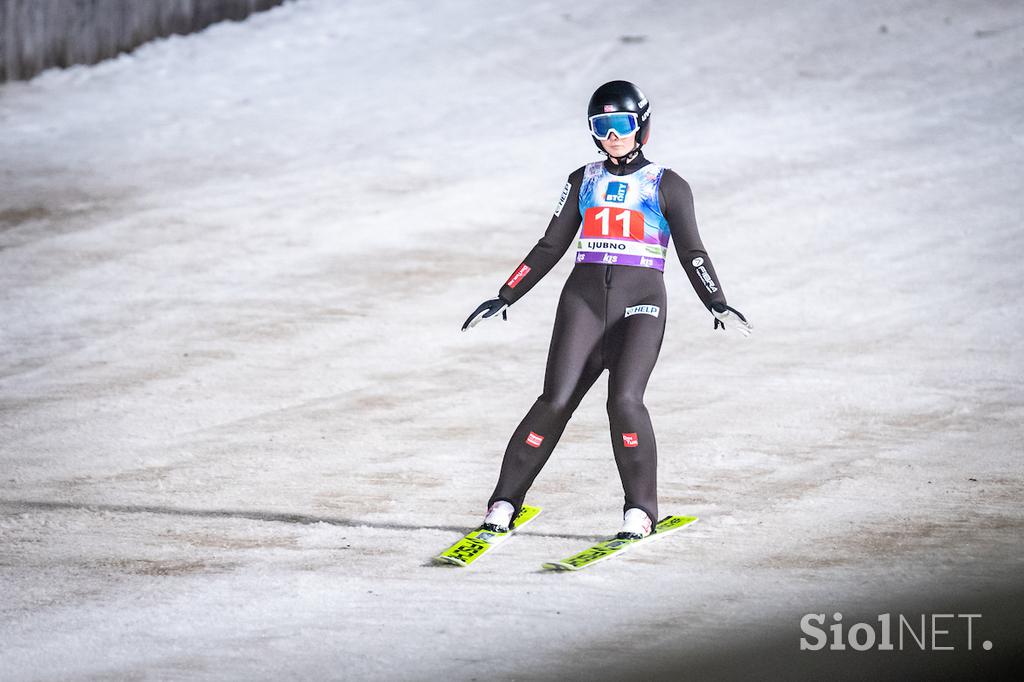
top-left (1, 0), bottom-right (285, 82)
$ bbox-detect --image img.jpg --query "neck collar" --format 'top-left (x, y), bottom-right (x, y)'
top-left (603, 149), bottom-right (650, 176)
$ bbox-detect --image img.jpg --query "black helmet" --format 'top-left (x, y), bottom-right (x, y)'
top-left (587, 80), bottom-right (651, 155)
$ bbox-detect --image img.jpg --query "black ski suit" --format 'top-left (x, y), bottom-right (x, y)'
top-left (487, 151), bottom-right (728, 525)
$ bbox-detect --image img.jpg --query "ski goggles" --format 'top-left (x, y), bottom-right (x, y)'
top-left (588, 112), bottom-right (639, 139)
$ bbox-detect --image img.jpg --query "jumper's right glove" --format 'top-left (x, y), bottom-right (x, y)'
top-left (461, 296), bottom-right (509, 331)
top-left (711, 302), bottom-right (753, 337)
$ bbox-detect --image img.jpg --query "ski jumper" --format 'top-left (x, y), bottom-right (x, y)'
top-left (488, 152), bottom-right (727, 525)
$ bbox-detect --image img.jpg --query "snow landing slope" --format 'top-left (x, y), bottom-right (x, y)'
top-left (1, 0), bottom-right (1022, 679)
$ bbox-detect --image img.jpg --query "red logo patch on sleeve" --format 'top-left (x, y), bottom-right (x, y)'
top-left (622, 433), bottom-right (639, 448)
top-left (526, 431), bottom-right (544, 448)
top-left (506, 263), bottom-right (531, 288)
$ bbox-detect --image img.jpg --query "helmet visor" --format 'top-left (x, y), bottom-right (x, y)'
top-left (589, 112), bottom-right (639, 139)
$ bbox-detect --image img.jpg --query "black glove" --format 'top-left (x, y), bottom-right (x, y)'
top-left (462, 296), bottom-right (509, 331)
top-left (711, 302), bottom-right (752, 336)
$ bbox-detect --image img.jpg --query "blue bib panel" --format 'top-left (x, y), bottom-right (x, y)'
top-left (575, 161), bottom-right (669, 271)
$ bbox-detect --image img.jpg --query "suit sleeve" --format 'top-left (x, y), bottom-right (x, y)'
top-left (498, 166), bottom-right (585, 305)
top-left (660, 169), bottom-right (728, 311)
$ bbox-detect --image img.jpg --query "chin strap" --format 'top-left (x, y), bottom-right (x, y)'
top-left (602, 143), bottom-right (643, 165)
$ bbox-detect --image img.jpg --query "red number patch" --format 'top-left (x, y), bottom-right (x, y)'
top-left (582, 207), bottom-right (645, 241)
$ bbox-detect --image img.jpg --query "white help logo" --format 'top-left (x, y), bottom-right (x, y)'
top-left (554, 181), bottom-right (571, 217)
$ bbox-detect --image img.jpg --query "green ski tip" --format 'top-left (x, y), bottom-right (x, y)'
top-left (543, 515), bottom-right (698, 571)
top-left (435, 505), bottom-right (542, 567)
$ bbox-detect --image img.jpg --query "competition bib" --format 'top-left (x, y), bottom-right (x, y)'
top-left (574, 162), bottom-right (669, 271)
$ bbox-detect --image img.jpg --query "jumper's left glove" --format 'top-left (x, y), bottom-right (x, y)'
top-left (711, 302), bottom-right (753, 337)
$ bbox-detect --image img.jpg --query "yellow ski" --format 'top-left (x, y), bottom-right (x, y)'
top-left (542, 515), bottom-right (697, 571)
top-left (435, 505), bottom-right (542, 567)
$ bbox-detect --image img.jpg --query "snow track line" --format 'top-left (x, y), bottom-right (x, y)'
top-left (0, 499), bottom-right (598, 540)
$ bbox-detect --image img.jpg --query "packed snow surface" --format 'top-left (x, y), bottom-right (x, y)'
top-left (1, 0), bottom-right (1022, 679)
